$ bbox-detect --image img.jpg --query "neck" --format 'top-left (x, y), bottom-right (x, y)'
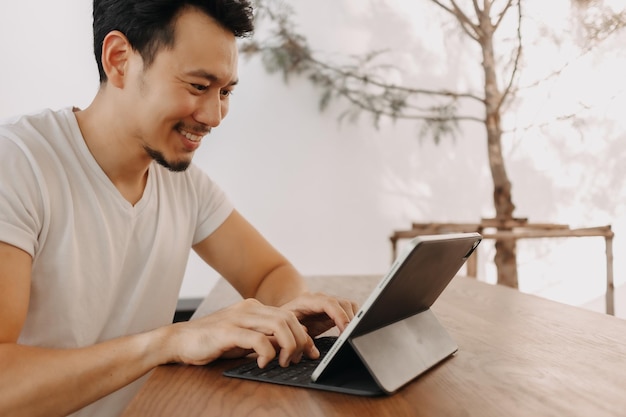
top-left (74, 92), bottom-right (151, 205)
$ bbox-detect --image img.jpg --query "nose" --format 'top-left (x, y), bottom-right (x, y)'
top-left (193, 93), bottom-right (224, 128)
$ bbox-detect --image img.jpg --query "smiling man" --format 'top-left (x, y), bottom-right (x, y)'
top-left (0, 1), bottom-right (358, 416)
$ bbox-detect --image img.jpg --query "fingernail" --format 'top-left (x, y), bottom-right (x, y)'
top-left (312, 345), bottom-right (320, 358)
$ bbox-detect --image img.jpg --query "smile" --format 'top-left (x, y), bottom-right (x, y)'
top-left (177, 127), bottom-right (205, 143)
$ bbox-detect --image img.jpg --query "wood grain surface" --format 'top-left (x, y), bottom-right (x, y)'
top-left (121, 276), bottom-right (626, 417)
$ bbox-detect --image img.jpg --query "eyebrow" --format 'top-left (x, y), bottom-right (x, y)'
top-left (185, 69), bottom-right (239, 86)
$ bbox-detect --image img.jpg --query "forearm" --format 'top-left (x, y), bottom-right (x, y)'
top-left (193, 210), bottom-right (309, 307)
top-left (253, 263), bottom-right (308, 307)
top-left (0, 327), bottom-right (172, 417)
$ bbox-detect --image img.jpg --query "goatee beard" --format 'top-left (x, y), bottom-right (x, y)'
top-left (143, 146), bottom-right (191, 172)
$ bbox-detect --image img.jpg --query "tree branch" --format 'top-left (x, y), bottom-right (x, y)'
top-left (493, 0), bottom-right (515, 29)
top-left (472, 0), bottom-right (482, 18)
top-left (309, 55), bottom-right (484, 103)
top-left (430, 0), bottom-right (482, 41)
top-left (341, 89), bottom-right (484, 124)
top-left (498, 0), bottom-right (522, 110)
top-left (515, 6), bottom-right (626, 93)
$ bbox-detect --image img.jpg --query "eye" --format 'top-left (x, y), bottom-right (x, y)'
top-left (220, 89), bottom-right (233, 97)
top-left (190, 83), bottom-right (208, 92)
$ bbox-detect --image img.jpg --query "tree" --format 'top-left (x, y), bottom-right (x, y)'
top-left (242, 0), bottom-right (625, 287)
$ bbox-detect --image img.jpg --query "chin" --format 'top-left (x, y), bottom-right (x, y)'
top-left (144, 146), bottom-right (192, 172)
top-left (161, 159), bottom-right (192, 172)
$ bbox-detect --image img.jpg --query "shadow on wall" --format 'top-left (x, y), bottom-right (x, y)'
top-left (377, 119), bottom-right (626, 305)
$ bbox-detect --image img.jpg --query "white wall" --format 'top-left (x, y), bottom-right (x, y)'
top-left (1, 1), bottom-right (625, 315)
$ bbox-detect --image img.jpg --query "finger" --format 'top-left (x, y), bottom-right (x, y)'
top-left (275, 311), bottom-right (311, 367)
top-left (266, 327), bottom-right (308, 367)
top-left (222, 327), bottom-right (278, 368)
top-left (315, 296), bottom-right (356, 332)
top-left (227, 300), bottom-right (302, 367)
top-left (238, 330), bottom-right (295, 369)
top-left (283, 293), bottom-right (360, 335)
top-left (295, 324), bottom-right (319, 361)
top-left (339, 299), bottom-right (360, 321)
top-left (338, 298), bottom-right (361, 330)
top-left (238, 303), bottom-right (308, 367)
top-left (303, 335), bottom-right (320, 360)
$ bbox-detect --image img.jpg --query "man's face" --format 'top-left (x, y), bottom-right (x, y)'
top-left (125, 8), bottom-right (239, 171)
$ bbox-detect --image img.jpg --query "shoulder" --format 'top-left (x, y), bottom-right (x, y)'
top-left (0, 107), bottom-right (72, 134)
top-left (0, 107), bottom-right (76, 154)
top-left (0, 108), bottom-right (80, 181)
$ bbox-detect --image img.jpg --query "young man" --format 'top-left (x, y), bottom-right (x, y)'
top-left (0, 1), bottom-right (358, 416)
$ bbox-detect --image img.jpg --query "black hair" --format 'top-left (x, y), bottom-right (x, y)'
top-left (92, 0), bottom-right (254, 83)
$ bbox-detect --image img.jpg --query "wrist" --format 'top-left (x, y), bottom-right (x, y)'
top-left (136, 325), bottom-right (180, 366)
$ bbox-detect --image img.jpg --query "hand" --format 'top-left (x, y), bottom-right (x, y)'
top-left (280, 292), bottom-right (360, 338)
top-left (165, 298), bottom-right (316, 368)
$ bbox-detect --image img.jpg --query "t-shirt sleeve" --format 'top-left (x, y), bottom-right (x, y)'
top-left (0, 134), bottom-right (45, 257)
top-left (188, 165), bottom-right (234, 245)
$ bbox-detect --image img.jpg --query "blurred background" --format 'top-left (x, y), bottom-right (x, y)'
top-left (1, 0), bottom-right (624, 316)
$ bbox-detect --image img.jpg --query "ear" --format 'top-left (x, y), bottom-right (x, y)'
top-left (101, 31), bottom-right (133, 88)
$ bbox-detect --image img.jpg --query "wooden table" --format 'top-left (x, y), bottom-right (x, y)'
top-left (122, 275), bottom-right (626, 417)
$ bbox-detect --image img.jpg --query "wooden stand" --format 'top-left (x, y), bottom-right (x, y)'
top-left (389, 219), bottom-right (615, 315)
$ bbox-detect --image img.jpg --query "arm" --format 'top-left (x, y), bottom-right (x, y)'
top-left (193, 210), bottom-right (359, 336)
top-left (1, 210), bottom-right (356, 415)
top-left (0, 242), bottom-right (160, 416)
top-left (192, 209), bottom-right (308, 306)
top-left (0, 241), bottom-right (309, 416)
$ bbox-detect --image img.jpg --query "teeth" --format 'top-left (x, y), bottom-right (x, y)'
top-left (179, 128), bottom-right (203, 142)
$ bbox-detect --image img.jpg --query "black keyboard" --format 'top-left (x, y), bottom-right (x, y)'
top-left (223, 336), bottom-right (338, 386)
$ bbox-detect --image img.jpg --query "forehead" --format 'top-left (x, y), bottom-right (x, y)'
top-left (165, 8), bottom-right (239, 82)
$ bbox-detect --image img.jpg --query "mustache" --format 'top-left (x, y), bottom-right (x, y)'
top-left (175, 122), bottom-right (211, 136)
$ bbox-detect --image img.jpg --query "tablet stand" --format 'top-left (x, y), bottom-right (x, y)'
top-left (349, 309), bottom-right (458, 393)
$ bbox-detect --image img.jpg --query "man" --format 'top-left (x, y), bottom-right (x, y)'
top-left (0, 1), bottom-right (358, 416)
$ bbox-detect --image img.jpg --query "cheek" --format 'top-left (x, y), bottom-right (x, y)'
top-left (177, 93), bottom-right (200, 114)
top-left (155, 85), bottom-right (197, 115)
top-left (171, 92), bottom-right (198, 117)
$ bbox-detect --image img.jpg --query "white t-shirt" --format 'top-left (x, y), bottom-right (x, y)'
top-left (0, 108), bottom-right (234, 416)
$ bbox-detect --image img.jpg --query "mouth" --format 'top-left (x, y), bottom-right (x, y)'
top-left (177, 127), bottom-right (206, 143)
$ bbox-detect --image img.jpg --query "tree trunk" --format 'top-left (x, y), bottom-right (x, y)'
top-left (479, 6), bottom-right (519, 288)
